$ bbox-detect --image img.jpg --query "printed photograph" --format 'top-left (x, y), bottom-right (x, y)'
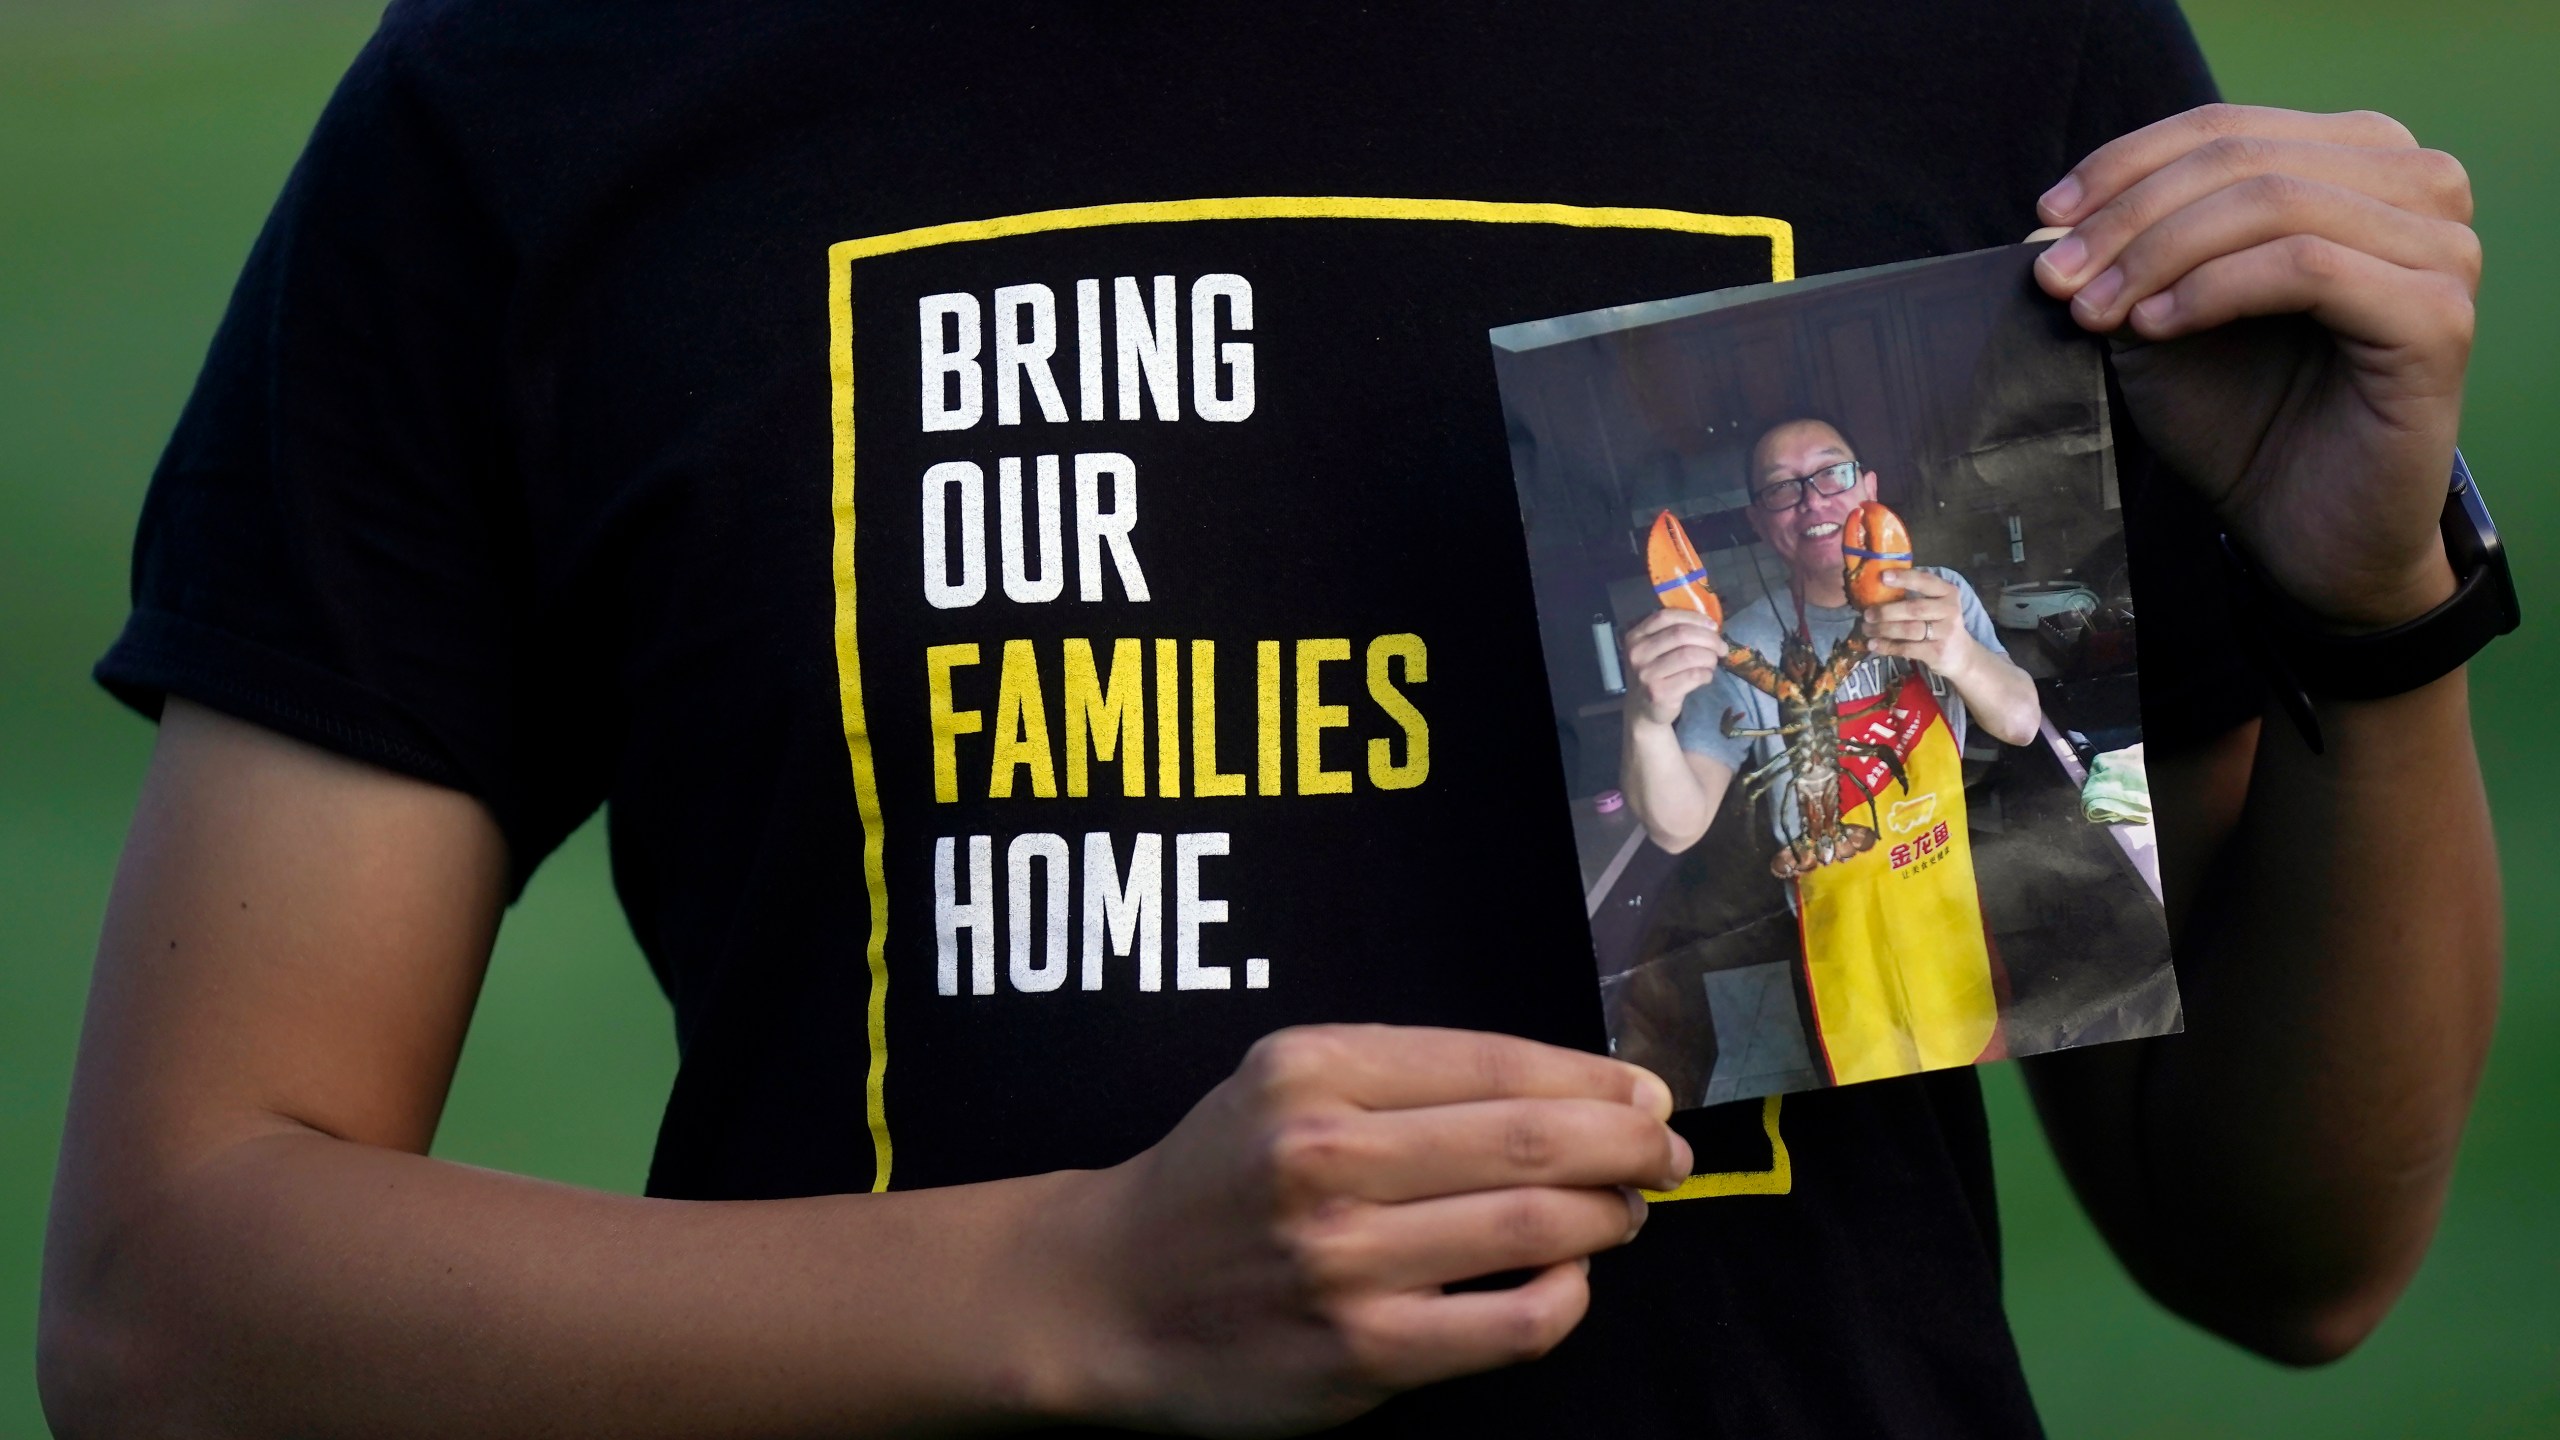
top-left (1493, 243), bottom-right (2178, 1108)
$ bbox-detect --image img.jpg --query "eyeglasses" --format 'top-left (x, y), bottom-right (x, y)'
top-left (1752, 459), bottom-right (1861, 512)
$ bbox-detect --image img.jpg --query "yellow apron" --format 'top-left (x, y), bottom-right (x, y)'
top-left (1794, 671), bottom-right (1999, 1086)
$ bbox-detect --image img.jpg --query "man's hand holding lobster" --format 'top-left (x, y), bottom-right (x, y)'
top-left (1621, 608), bottom-right (1730, 729)
top-left (1859, 568), bottom-right (1978, 679)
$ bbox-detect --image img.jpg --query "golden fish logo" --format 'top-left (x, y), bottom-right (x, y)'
top-left (1887, 792), bottom-right (1938, 836)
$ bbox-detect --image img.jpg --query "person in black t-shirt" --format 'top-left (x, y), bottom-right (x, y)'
top-left (39, 4), bottom-right (2504, 1437)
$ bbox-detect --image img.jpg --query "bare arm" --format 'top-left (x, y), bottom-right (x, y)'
top-left (2022, 105), bottom-right (2501, 1364)
top-left (39, 702), bottom-right (1691, 1437)
top-left (1930, 642), bottom-right (2039, 747)
top-left (1616, 608), bottom-right (1738, 852)
top-left (2027, 681), bottom-right (2495, 1364)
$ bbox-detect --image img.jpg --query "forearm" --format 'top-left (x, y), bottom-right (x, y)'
top-left (2036, 674), bottom-right (2499, 1359)
top-left (47, 711), bottom-right (1684, 1438)
top-left (1619, 714), bottom-right (1719, 851)
top-left (42, 1126), bottom-right (1105, 1438)
top-left (1940, 644), bottom-right (2041, 746)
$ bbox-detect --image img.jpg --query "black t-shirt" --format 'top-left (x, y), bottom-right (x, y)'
top-left (100, 3), bottom-right (2252, 1434)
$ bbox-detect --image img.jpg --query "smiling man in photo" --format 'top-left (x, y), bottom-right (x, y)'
top-left (1618, 417), bottom-right (2042, 861)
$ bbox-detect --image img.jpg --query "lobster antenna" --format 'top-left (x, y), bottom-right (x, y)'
top-left (1741, 525), bottom-right (1806, 644)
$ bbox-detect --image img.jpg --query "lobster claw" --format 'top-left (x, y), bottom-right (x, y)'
top-left (1842, 501), bottom-right (1914, 609)
top-left (1646, 509), bottom-right (1723, 626)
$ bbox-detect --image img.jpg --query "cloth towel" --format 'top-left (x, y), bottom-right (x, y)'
top-left (2081, 742), bottom-right (2151, 825)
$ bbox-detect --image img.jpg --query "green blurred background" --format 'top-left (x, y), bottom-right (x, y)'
top-left (0, 1), bottom-right (2549, 1433)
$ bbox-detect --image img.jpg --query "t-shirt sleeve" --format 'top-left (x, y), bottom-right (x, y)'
top-left (93, 13), bottom-right (589, 890)
top-left (2063, 0), bottom-right (2220, 164)
top-left (1948, 569), bottom-right (2007, 659)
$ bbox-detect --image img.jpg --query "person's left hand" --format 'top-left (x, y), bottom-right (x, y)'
top-left (2033, 104), bottom-right (2477, 632)
top-left (1861, 569), bottom-right (1982, 679)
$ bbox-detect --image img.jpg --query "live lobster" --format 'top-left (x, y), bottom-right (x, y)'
top-left (1645, 503), bottom-right (1916, 879)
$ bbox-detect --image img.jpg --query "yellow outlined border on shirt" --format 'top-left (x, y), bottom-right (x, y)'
top-left (827, 196), bottom-right (1796, 1194)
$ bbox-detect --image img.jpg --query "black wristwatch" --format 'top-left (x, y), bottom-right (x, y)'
top-left (2220, 450), bottom-right (2520, 755)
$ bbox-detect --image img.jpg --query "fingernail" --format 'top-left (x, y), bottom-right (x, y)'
top-left (1621, 1186), bottom-right (1649, 1241)
top-left (2040, 234), bottom-right (2087, 280)
top-left (2040, 175), bottom-right (2084, 219)
top-left (1668, 1133), bottom-right (1694, 1183)
top-left (1577, 1255), bottom-right (1593, 1275)
top-left (2078, 266), bottom-right (2125, 314)
top-left (2132, 291), bottom-right (2177, 329)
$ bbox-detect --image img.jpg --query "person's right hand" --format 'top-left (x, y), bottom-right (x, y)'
top-left (1051, 1025), bottom-right (1691, 1435)
top-left (1621, 608), bottom-right (1729, 729)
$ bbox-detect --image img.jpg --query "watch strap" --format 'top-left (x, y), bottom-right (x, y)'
top-left (2220, 450), bottom-right (2520, 754)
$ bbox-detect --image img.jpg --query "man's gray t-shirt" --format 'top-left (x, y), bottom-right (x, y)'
top-left (1674, 567), bottom-right (2009, 811)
